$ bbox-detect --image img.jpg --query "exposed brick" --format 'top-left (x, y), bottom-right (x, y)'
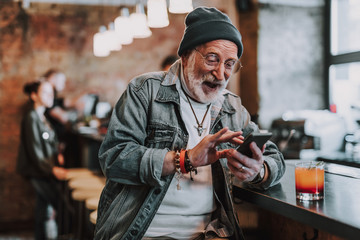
top-left (0, 2), bottom-right (185, 224)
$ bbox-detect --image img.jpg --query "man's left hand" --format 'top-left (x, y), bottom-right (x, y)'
top-left (224, 142), bottom-right (265, 182)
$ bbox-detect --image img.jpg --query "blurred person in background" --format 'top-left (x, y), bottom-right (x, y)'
top-left (161, 54), bottom-right (179, 71)
top-left (17, 80), bottom-right (68, 240)
top-left (94, 7), bottom-right (285, 240)
top-left (43, 69), bottom-right (85, 137)
top-left (43, 69), bottom-right (88, 167)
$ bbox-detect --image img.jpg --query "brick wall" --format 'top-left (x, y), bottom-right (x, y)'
top-left (0, 2), bottom-right (186, 226)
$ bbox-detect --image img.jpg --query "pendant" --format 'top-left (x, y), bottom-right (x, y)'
top-left (175, 172), bottom-right (181, 190)
top-left (195, 125), bottom-right (206, 136)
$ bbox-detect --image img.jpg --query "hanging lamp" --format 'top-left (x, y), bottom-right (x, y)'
top-left (106, 22), bottom-right (122, 51)
top-left (147, 0), bottom-right (169, 28)
top-left (93, 25), bottom-right (110, 57)
top-left (130, 3), bottom-right (152, 38)
top-left (114, 8), bottom-right (133, 45)
top-left (169, 0), bottom-right (193, 14)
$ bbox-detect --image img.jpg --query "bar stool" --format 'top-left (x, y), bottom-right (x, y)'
top-left (85, 196), bottom-right (100, 211)
top-left (90, 210), bottom-right (97, 225)
top-left (58, 168), bottom-right (95, 237)
top-left (66, 168), bottom-right (94, 178)
top-left (66, 169), bottom-right (96, 181)
top-left (68, 177), bottom-right (105, 191)
top-left (60, 169), bottom-right (102, 237)
top-left (84, 195), bottom-right (100, 238)
top-left (88, 210), bottom-right (98, 239)
top-left (70, 182), bottom-right (104, 240)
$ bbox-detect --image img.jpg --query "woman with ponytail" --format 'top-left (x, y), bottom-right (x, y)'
top-left (17, 80), bottom-right (68, 240)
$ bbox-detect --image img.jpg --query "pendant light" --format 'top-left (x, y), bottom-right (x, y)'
top-left (169, 0), bottom-right (193, 14)
top-left (130, 3), bottom-right (152, 38)
top-left (93, 25), bottom-right (110, 57)
top-left (114, 8), bottom-right (133, 45)
top-left (147, 0), bottom-right (169, 28)
top-left (106, 22), bottom-right (122, 51)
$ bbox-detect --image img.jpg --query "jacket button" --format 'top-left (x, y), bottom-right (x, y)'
top-left (130, 229), bottom-right (138, 235)
top-left (154, 188), bottom-right (161, 195)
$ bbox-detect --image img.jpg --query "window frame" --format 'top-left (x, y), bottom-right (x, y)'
top-left (325, 0), bottom-right (360, 109)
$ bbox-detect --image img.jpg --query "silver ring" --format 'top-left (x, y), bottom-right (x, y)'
top-left (240, 165), bottom-right (246, 172)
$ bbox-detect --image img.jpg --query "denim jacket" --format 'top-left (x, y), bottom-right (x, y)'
top-left (94, 62), bottom-right (285, 240)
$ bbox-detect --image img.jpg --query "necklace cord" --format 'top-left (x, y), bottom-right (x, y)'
top-left (185, 94), bottom-right (210, 127)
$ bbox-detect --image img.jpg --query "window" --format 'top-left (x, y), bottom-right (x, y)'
top-left (327, 0), bottom-right (360, 132)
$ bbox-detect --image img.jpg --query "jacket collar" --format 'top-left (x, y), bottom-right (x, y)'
top-left (155, 60), bottom-right (236, 118)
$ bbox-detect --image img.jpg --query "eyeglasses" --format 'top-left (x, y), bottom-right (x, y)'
top-left (194, 49), bottom-right (243, 74)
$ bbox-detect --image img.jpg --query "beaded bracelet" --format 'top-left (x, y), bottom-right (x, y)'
top-left (174, 150), bottom-right (182, 190)
top-left (184, 150), bottom-right (197, 181)
top-left (175, 149), bottom-right (198, 190)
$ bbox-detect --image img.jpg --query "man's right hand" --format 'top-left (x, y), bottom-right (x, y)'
top-left (188, 127), bottom-right (243, 167)
top-left (162, 128), bottom-right (243, 176)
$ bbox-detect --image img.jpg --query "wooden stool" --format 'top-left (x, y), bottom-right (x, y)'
top-left (59, 168), bottom-right (103, 238)
top-left (58, 168), bottom-right (92, 237)
top-left (88, 210), bottom-right (98, 239)
top-left (85, 196), bottom-right (100, 211)
top-left (66, 168), bottom-right (95, 180)
top-left (71, 186), bottom-right (103, 240)
top-left (72, 188), bottom-right (103, 202)
top-left (85, 196), bottom-right (100, 239)
top-left (68, 177), bottom-right (105, 191)
top-left (90, 210), bottom-right (97, 225)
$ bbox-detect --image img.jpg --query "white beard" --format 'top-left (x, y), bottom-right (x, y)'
top-left (182, 54), bottom-right (228, 104)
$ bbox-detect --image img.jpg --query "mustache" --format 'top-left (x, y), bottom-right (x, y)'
top-left (203, 73), bottom-right (223, 85)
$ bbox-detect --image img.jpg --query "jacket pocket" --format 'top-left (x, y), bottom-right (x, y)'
top-left (145, 125), bottom-right (176, 149)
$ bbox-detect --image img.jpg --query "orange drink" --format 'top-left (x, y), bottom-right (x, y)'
top-left (295, 161), bottom-right (325, 201)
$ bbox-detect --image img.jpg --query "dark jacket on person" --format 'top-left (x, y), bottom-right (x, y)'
top-left (17, 108), bottom-right (58, 178)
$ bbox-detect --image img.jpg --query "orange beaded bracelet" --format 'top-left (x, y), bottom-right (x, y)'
top-left (179, 149), bottom-right (187, 174)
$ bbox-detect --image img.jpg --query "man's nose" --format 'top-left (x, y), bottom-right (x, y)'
top-left (211, 63), bottom-right (228, 81)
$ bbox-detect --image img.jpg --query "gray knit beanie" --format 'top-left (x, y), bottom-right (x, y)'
top-left (177, 7), bottom-right (243, 58)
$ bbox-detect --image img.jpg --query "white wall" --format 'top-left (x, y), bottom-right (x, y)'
top-left (257, 3), bottom-right (325, 129)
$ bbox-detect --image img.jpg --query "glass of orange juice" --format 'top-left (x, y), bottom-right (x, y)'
top-left (295, 161), bottom-right (325, 201)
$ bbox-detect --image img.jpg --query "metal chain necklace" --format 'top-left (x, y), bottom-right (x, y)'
top-left (185, 94), bottom-right (211, 137)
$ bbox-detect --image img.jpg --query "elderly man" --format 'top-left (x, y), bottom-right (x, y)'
top-left (94, 7), bottom-right (285, 240)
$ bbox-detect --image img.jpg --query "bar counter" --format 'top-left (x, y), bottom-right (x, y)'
top-left (233, 160), bottom-right (360, 240)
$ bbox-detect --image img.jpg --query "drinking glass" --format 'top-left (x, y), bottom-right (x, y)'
top-left (295, 161), bottom-right (325, 201)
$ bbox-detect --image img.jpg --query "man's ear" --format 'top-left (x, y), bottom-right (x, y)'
top-left (180, 55), bottom-right (187, 65)
top-left (181, 50), bottom-right (191, 66)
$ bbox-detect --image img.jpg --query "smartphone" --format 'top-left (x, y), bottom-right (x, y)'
top-left (237, 132), bottom-right (273, 157)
